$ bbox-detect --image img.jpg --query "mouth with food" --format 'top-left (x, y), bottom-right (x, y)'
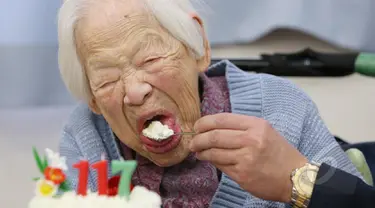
top-left (138, 111), bottom-right (181, 154)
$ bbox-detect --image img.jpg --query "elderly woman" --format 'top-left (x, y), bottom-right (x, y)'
top-left (57, 0), bottom-right (361, 207)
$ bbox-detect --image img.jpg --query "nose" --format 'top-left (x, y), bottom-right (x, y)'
top-left (124, 82), bottom-right (152, 105)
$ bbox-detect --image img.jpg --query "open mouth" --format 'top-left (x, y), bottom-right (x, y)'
top-left (138, 111), bottom-right (181, 154)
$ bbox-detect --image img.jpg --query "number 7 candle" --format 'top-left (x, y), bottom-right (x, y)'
top-left (111, 160), bottom-right (137, 198)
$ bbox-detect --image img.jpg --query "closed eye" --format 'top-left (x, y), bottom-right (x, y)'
top-left (91, 82), bottom-right (115, 93)
top-left (144, 57), bottom-right (161, 64)
top-left (98, 79), bottom-right (119, 89)
top-left (97, 82), bottom-right (113, 90)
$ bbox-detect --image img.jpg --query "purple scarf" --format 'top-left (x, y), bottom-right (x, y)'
top-left (120, 74), bottom-right (231, 208)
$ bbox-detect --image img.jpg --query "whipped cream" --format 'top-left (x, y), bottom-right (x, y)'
top-left (28, 186), bottom-right (162, 208)
top-left (142, 121), bottom-right (174, 140)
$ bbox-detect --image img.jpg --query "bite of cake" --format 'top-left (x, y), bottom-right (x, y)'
top-left (138, 112), bottom-right (182, 154)
top-left (142, 120), bottom-right (174, 140)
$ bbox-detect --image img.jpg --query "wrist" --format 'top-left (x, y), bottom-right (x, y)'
top-left (281, 157), bottom-right (308, 203)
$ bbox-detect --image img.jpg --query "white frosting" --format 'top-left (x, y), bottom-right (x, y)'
top-left (28, 186), bottom-right (162, 208)
top-left (142, 121), bottom-right (174, 140)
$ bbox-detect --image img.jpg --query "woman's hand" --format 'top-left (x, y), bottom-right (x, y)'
top-left (190, 113), bottom-right (308, 203)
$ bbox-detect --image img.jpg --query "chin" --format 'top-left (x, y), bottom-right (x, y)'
top-left (152, 159), bottom-right (181, 167)
top-left (148, 145), bottom-right (190, 167)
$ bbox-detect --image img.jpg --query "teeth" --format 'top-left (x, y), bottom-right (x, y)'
top-left (142, 121), bottom-right (174, 141)
top-left (145, 116), bottom-right (155, 121)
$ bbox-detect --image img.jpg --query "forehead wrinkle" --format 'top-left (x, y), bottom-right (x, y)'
top-left (79, 18), bottom-right (134, 53)
top-left (139, 32), bottom-right (165, 52)
top-left (80, 13), bottom-right (156, 49)
top-left (78, 14), bottom-right (163, 64)
top-left (85, 31), bottom-right (158, 68)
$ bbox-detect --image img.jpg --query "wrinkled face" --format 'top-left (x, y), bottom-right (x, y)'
top-left (75, 0), bottom-right (210, 166)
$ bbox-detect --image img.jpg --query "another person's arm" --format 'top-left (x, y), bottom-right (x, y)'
top-left (308, 163), bottom-right (375, 208)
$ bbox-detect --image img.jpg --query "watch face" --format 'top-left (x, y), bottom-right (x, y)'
top-left (294, 166), bottom-right (318, 197)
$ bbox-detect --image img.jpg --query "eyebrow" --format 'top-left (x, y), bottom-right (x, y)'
top-left (86, 50), bottom-right (126, 69)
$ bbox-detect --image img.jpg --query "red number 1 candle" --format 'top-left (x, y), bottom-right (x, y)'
top-left (91, 155), bottom-right (108, 195)
top-left (73, 160), bottom-right (89, 196)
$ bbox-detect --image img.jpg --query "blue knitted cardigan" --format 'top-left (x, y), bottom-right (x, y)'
top-left (59, 60), bottom-right (361, 208)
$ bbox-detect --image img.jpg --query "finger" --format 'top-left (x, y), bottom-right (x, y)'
top-left (214, 163), bottom-right (235, 178)
top-left (195, 148), bottom-right (238, 165)
top-left (194, 113), bottom-right (259, 133)
top-left (190, 129), bottom-right (246, 152)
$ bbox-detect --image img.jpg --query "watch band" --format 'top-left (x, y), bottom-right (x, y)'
top-left (290, 185), bottom-right (310, 208)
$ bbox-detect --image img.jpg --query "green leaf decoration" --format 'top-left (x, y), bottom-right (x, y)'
top-left (32, 177), bottom-right (40, 181)
top-left (42, 155), bottom-right (49, 171)
top-left (59, 181), bottom-right (71, 192)
top-left (32, 147), bottom-right (45, 174)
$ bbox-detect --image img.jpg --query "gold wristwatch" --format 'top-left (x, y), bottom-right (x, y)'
top-left (290, 162), bottom-right (321, 208)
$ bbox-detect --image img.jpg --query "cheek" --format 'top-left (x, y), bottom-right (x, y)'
top-left (159, 71), bottom-right (181, 92)
top-left (94, 83), bottom-right (125, 116)
top-left (148, 65), bottom-right (193, 95)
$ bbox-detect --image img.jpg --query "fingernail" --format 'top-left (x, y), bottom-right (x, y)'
top-left (124, 96), bottom-right (130, 104)
top-left (194, 152), bottom-right (200, 160)
top-left (193, 122), bottom-right (198, 133)
top-left (193, 126), bottom-right (198, 134)
top-left (189, 143), bottom-right (194, 152)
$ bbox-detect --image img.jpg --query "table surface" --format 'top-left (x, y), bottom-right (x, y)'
top-left (1, 29), bottom-right (374, 208)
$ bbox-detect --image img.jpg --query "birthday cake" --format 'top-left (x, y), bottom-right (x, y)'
top-left (28, 148), bottom-right (162, 208)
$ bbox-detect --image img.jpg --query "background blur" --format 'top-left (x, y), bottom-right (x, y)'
top-left (1, 0), bottom-right (375, 207)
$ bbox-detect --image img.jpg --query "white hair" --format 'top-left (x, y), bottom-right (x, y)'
top-left (58, 0), bottom-right (207, 102)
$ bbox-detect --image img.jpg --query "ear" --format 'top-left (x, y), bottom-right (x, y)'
top-left (88, 98), bottom-right (102, 115)
top-left (191, 14), bottom-right (211, 73)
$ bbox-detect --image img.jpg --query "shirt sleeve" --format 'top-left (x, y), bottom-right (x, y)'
top-left (309, 163), bottom-right (375, 208)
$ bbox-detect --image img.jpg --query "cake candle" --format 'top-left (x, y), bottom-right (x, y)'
top-left (91, 154), bottom-right (108, 195)
top-left (111, 160), bottom-right (137, 198)
top-left (73, 160), bottom-right (89, 196)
